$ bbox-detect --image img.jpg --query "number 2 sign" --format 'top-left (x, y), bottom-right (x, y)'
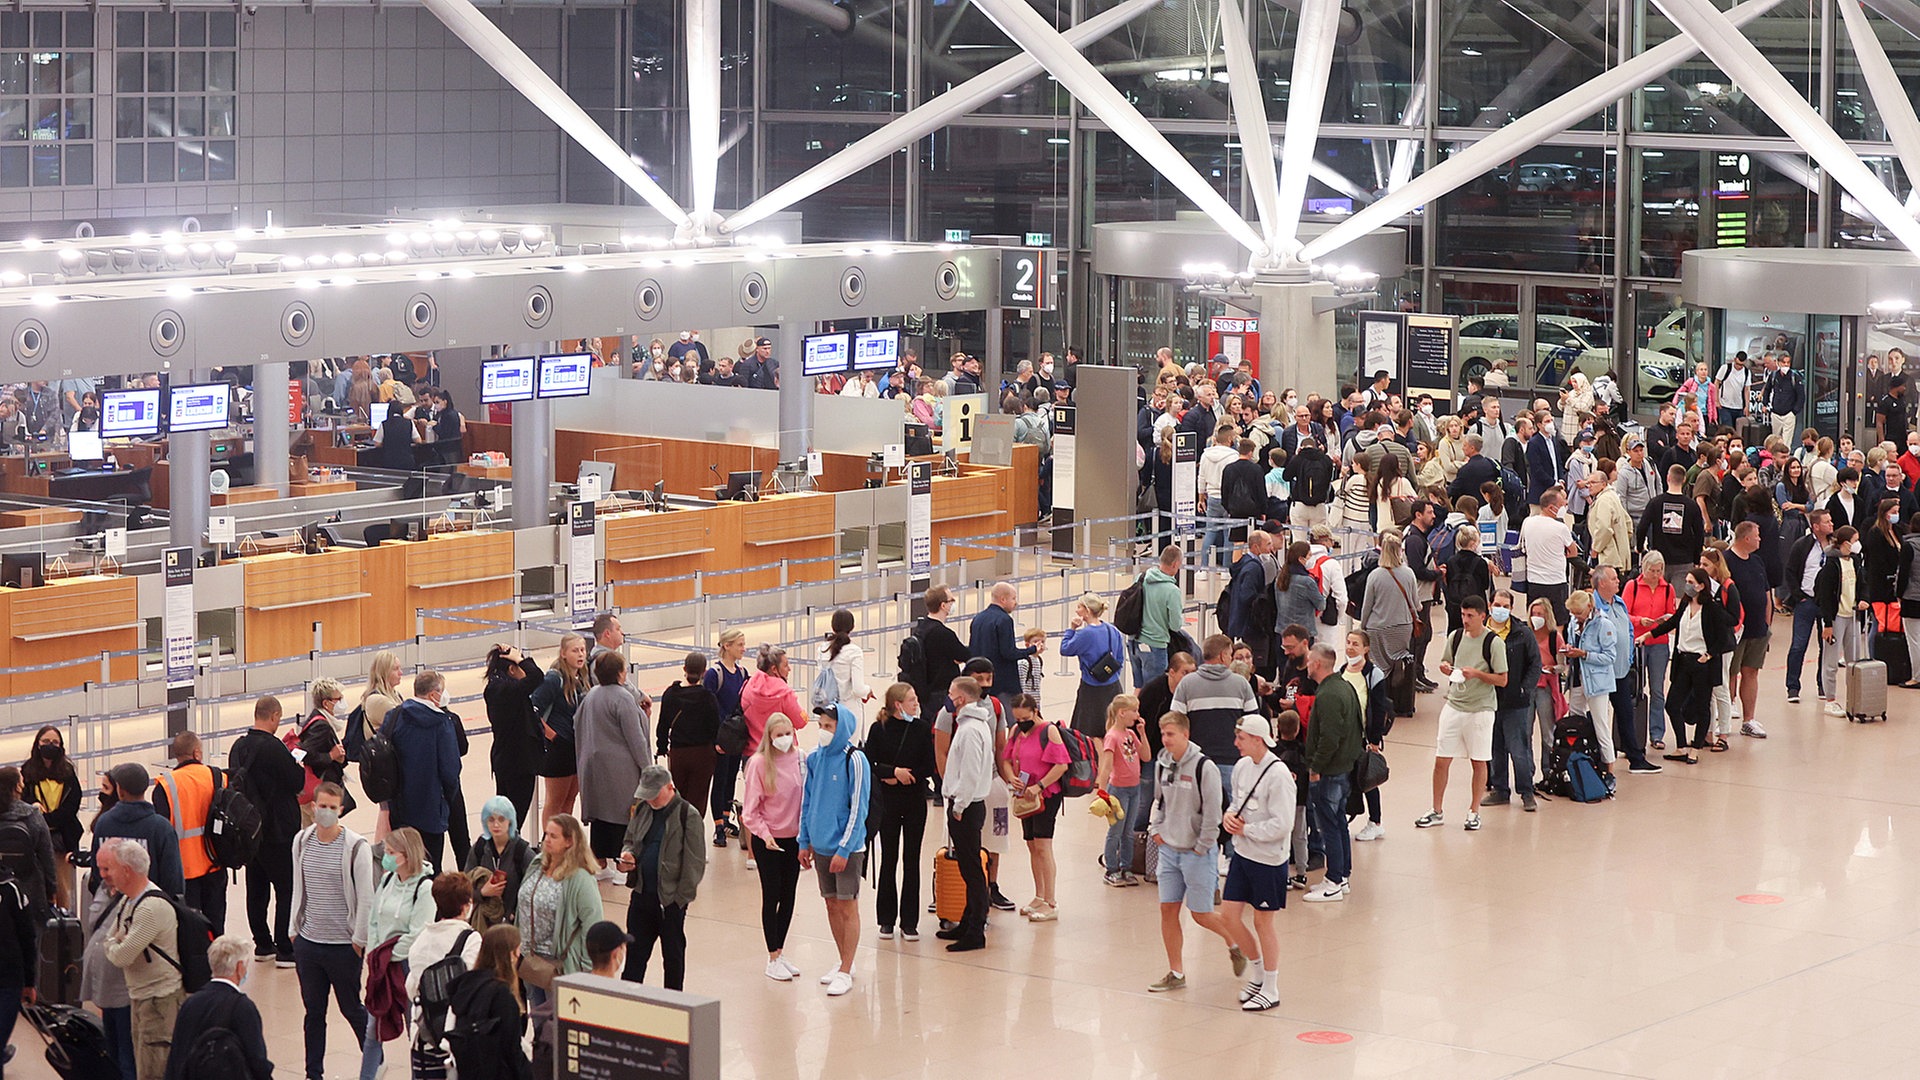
top-left (996, 248), bottom-right (1054, 310)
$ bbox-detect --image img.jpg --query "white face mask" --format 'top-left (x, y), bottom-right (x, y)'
top-left (1490, 606), bottom-right (1511, 624)
top-left (1420, 403), bottom-right (1433, 415)
top-left (771, 734), bottom-right (794, 753)
top-left (1530, 615), bottom-right (1547, 630)
top-left (816, 727), bottom-right (835, 749)
top-left (313, 807), bottom-right (340, 829)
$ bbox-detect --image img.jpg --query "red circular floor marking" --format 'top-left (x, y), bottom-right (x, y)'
top-left (1297, 1031), bottom-right (1353, 1044)
top-left (1736, 893), bottom-right (1784, 905)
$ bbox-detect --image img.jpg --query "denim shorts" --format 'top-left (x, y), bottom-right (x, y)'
top-left (1155, 845), bottom-right (1218, 912)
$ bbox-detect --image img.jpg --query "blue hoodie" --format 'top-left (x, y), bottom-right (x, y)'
top-left (379, 697), bottom-right (462, 835)
top-left (796, 705), bottom-right (870, 859)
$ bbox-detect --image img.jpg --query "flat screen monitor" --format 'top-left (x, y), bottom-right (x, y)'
top-left (481, 356), bottom-right (537, 404)
top-left (99, 389), bottom-right (162, 438)
top-left (67, 432), bottom-right (104, 462)
top-left (724, 470), bottom-right (761, 499)
top-left (168, 383), bottom-right (231, 433)
top-left (0, 552), bottom-right (42, 589)
top-left (801, 332), bottom-right (852, 377)
top-left (852, 328), bottom-right (901, 372)
top-left (536, 353), bottom-right (594, 399)
top-left (369, 402), bottom-right (389, 427)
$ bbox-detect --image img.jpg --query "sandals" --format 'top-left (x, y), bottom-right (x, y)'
top-left (1661, 752), bottom-right (1689, 762)
top-left (1649, 740), bottom-right (1666, 751)
top-left (1709, 740), bottom-right (1730, 753)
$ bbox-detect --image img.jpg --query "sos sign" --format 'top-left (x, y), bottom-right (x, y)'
top-left (997, 248), bottom-right (1055, 310)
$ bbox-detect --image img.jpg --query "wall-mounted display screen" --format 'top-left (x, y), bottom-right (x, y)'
top-left (852, 328), bottom-right (900, 372)
top-left (801, 332), bottom-right (852, 377)
top-left (536, 353), bottom-right (594, 399)
top-left (481, 356), bottom-right (537, 403)
top-left (100, 389), bottom-right (162, 438)
top-left (168, 383), bottom-right (231, 433)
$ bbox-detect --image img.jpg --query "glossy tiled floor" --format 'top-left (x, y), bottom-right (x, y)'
top-left (15, 629), bottom-right (1920, 1080)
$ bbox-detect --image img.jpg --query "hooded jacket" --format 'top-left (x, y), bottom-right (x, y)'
top-left (796, 705), bottom-right (871, 859)
top-left (445, 970), bottom-right (531, 1080)
top-left (1169, 663), bottom-right (1259, 765)
top-left (1138, 567), bottom-right (1185, 649)
top-left (1147, 742), bottom-right (1221, 853)
top-left (740, 670), bottom-right (807, 755)
top-left (291, 823), bottom-right (376, 948)
top-left (89, 798), bottom-right (184, 897)
top-left (379, 698), bottom-right (462, 835)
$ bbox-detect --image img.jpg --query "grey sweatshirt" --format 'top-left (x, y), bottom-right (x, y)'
top-left (1148, 743), bottom-right (1222, 853)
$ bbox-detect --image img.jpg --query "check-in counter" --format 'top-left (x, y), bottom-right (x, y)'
top-left (925, 466), bottom-right (1015, 555)
top-left (387, 530), bottom-right (515, 638)
top-left (240, 549), bottom-right (372, 662)
top-left (737, 494), bottom-right (838, 590)
top-left (0, 574), bottom-right (140, 694)
top-left (604, 504), bottom-right (722, 609)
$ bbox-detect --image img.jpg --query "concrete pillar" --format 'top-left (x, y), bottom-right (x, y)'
top-left (170, 428), bottom-right (210, 559)
top-left (776, 322), bottom-right (810, 462)
top-left (983, 306), bottom-right (1006, 397)
top-left (1250, 277), bottom-right (1339, 397)
top-left (509, 343), bottom-right (553, 531)
top-left (254, 362), bottom-right (290, 495)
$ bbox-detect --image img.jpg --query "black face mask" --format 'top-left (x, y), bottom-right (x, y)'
top-left (1016, 719), bottom-right (1036, 733)
top-left (97, 790), bottom-right (117, 813)
top-left (35, 744), bottom-right (61, 763)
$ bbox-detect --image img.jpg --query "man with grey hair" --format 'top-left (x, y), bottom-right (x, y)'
top-left (100, 838), bottom-right (181, 1080)
top-left (164, 933), bottom-right (272, 1080)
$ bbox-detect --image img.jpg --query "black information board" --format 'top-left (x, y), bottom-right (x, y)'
top-left (1404, 314), bottom-right (1457, 396)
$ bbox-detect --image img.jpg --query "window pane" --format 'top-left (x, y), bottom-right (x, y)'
top-left (0, 98), bottom-right (24, 141)
top-left (0, 54), bottom-right (25, 95)
top-left (115, 141), bottom-right (142, 183)
top-left (146, 12), bottom-right (174, 47)
top-left (175, 97), bottom-right (201, 136)
top-left (208, 139), bottom-right (234, 180)
top-left (65, 98), bottom-right (88, 139)
top-left (144, 96), bottom-right (171, 138)
top-left (115, 53), bottom-right (141, 94)
top-left (65, 12), bottom-right (92, 48)
top-left (207, 51), bottom-right (234, 92)
top-left (209, 12), bottom-right (236, 47)
top-left (28, 98), bottom-right (57, 140)
top-left (63, 143), bottom-right (89, 185)
top-left (114, 97), bottom-right (141, 138)
top-left (67, 54), bottom-right (90, 94)
top-left (206, 95), bottom-right (234, 137)
top-left (31, 53), bottom-right (60, 95)
top-left (31, 13), bottom-right (59, 48)
top-left (179, 11), bottom-right (205, 47)
top-left (0, 145), bottom-right (28, 187)
top-left (115, 11), bottom-right (142, 48)
top-left (177, 51), bottom-right (203, 93)
top-left (146, 141), bottom-right (170, 180)
top-left (31, 142), bottom-right (57, 185)
top-left (146, 53), bottom-right (172, 93)
top-left (177, 139), bottom-right (203, 181)
top-left (1, 14), bottom-right (29, 50)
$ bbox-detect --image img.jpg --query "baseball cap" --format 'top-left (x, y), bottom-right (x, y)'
top-left (585, 920), bottom-right (633, 959)
top-left (1235, 714), bottom-right (1277, 748)
top-left (755, 336), bottom-right (773, 347)
top-left (634, 763), bottom-right (673, 802)
top-left (107, 762), bottom-right (149, 796)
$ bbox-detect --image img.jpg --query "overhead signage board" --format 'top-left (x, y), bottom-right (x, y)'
top-left (1359, 311), bottom-right (1405, 384)
top-left (1403, 313), bottom-right (1458, 399)
top-left (996, 248), bottom-right (1054, 310)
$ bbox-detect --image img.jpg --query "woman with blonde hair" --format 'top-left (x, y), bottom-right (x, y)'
top-left (704, 629), bottom-right (751, 849)
top-left (1529, 597), bottom-right (1567, 766)
top-left (360, 826), bottom-right (436, 1080)
top-left (1359, 531), bottom-right (1420, 712)
top-left (1060, 593), bottom-right (1126, 740)
top-left (352, 651), bottom-right (404, 837)
top-left (530, 633), bottom-right (590, 830)
top-left (1437, 415), bottom-right (1468, 482)
top-left (740, 713), bottom-right (805, 980)
top-left (513, 814), bottom-right (603, 1006)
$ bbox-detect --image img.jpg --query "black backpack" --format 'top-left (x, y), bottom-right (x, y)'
top-left (0, 817), bottom-right (35, 885)
top-left (1112, 574), bottom-right (1147, 637)
top-left (415, 928), bottom-right (476, 1044)
top-left (1344, 553), bottom-right (1378, 620)
top-left (132, 891), bottom-right (213, 991)
top-left (208, 768), bottom-right (261, 871)
top-left (896, 633), bottom-right (928, 690)
top-left (179, 1025), bottom-right (252, 1080)
top-left (341, 703), bottom-right (370, 762)
top-left (360, 729), bottom-right (402, 804)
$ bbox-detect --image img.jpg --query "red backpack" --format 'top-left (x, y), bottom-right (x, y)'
top-left (1053, 723), bottom-right (1100, 798)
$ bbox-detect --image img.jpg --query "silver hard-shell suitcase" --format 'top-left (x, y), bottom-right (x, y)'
top-left (1842, 659), bottom-right (1888, 723)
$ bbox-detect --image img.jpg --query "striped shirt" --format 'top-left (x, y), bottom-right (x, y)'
top-left (298, 831), bottom-right (353, 945)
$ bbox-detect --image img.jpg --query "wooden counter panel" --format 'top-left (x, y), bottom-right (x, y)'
top-left (0, 575), bottom-right (141, 695)
top-left (290, 479), bottom-right (357, 497)
top-left (1008, 443), bottom-right (1040, 524)
top-left (358, 543), bottom-right (410, 647)
top-left (0, 508), bottom-right (81, 528)
top-left (213, 486), bottom-right (277, 506)
top-left (401, 531), bottom-right (514, 638)
top-left (605, 508), bottom-right (715, 564)
top-left (242, 550), bottom-right (367, 610)
top-left (247, 600), bottom-right (363, 662)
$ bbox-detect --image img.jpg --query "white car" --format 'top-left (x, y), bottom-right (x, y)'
top-left (1457, 314), bottom-right (1686, 404)
top-left (1647, 308), bottom-right (1690, 358)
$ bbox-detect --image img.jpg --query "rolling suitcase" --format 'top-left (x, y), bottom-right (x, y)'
top-left (932, 846), bottom-right (986, 923)
top-left (38, 914), bottom-right (82, 1006)
top-left (1842, 660), bottom-right (1889, 723)
top-left (23, 1002), bottom-right (119, 1080)
top-left (1873, 629), bottom-right (1912, 686)
top-left (1127, 831), bottom-right (1162, 882)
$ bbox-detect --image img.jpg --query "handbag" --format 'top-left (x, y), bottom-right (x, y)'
top-left (518, 952), bottom-right (559, 993)
top-left (1084, 624), bottom-right (1123, 683)
top-left (1352, 747), bottom-right (1390, 793)
top-left (1010, 787), bottom-right (1045, 818)
top-left (715, 712), bottom-right (749, 756)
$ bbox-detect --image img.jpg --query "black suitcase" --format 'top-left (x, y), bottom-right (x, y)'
top-left (38, 914), bottom-right (82, 1006)
top-left (23, 1002), bottom-right (120, 1080)
top-left (1874, 629), bottom-right (1912, 686)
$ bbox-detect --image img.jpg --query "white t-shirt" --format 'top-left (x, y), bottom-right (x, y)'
top-left (1518, 513), bottom-right (1575, 585)
top-left (1718, 366), bottom-right (1747, 414)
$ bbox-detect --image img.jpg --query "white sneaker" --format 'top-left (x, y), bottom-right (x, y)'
top-left (1742, 719), bottom-right (1768, 739)
top-left (1302, 879), bottom-right (1348, 903)
top-left (780, 958), bottom-right (802, 978)
top-left (824, 970), bottom-right (854, 997)
top-left (765, 959), bottom-right (793, 982)
top-left (1353, 822), bottom-right (1384, 842)
top-left (819, 962), bottom-right (854, 985)
top-left (745, 857), bottom-right (757, 870)
top-left (1824, 701), bottom-right (1846, 717)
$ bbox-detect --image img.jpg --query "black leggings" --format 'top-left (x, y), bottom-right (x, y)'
top-left (751, 835), bottom-right (801, 953)
top-left (1669, 650), bottom-right (1719, 749)
top-left (873, 788), bottom-right (927, 934)
top-left (711, 754), bottom-right (743, 823)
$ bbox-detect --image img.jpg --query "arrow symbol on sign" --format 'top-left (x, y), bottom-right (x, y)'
top-left (569, 998), bottom-right (581, 1014)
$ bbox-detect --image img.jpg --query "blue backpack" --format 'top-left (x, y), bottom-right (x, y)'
top-left (1565, 750), bottom-right (1615, 803)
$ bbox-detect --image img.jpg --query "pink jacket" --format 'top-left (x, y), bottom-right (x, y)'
top-left (740, 671), bottom-right (806, 754)
top-left (741, 748), bottom-right (804, 843)
top-left (1672, 377), bottom-right (1718, 418)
